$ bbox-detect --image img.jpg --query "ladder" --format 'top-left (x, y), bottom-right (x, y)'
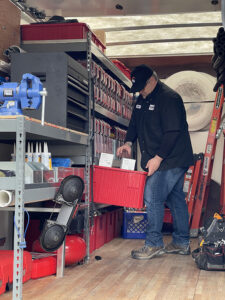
top-left (190, 85), bottom-right (225, 237)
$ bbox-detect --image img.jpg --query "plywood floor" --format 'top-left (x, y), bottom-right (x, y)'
top-left (1, 236), bottom-right (225, 300)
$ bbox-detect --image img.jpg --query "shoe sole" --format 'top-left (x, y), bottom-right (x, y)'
top-left (131, 248), bottom-right (165, 260)
top-left (164, 249), bottom-right (190, 255)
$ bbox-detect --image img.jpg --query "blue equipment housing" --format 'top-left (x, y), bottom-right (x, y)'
top-left (0, 73), bottom-right (43, 115)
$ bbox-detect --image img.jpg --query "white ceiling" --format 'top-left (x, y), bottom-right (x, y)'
top-left (22, 1), bottom-right (222, 57)
top-left (26, 0), bottom-right (220, 17)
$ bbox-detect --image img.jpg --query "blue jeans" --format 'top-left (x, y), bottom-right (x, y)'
top-left (144, 167), bottom-right (189, 247)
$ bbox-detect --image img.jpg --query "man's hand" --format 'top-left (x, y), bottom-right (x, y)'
top-left (117, 142), bottom-right (132, 157)
top-left (145, 155), bottom-right (163, 176)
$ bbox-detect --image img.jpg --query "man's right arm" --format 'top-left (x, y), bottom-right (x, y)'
top-left (117, 108), bottom-right (137, 157)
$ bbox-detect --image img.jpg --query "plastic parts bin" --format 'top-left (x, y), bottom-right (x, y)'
top-left (93, 166), bottom-right (147, 208)
top-left (112, 60), bottom-right (131, 79)
top-left (21, 23), bottom-right (106, 53)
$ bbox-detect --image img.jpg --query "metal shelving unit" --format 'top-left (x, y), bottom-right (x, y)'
top-left (1, 35), bottom-right (131, 300)
top-left (22, 39), bottom-right (131, 89)
top-left (0, 116), bottom-right (89, 300)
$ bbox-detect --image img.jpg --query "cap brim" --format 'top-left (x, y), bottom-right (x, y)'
top-left (130, 81), bottom-right (146, 93)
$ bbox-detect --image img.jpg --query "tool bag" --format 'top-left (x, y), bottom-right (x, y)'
top-left (192, 213), bottom-right (225, 270)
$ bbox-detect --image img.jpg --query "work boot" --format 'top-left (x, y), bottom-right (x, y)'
top-left (131, 245), bottom-right (164, 260)
top-left (164, 242), bottom-right (190, 255)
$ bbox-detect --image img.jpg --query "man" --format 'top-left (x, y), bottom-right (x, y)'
top-left (117, 65), bottom-right (194, 260)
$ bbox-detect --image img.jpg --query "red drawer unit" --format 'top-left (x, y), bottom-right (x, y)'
top-left (21, 23), bottom-right (106, 53)
top-left (93, 166), bottom-right (147, 208)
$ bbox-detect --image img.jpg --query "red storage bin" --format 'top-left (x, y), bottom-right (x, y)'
top-left (32, 256), bottom-right (56, 279)
top-left (112, 60), bottom-right (131, 79)
top-left (0, 250), bottom-right (32, 285)
top-left (89, 223), bottom-right (96, 254)
top-left (21, 23), bottom-right (106, 53)
top-left (93, 166), bottom-right (147, 208)
top-left (164, 208), bottom-right (173, 223)
top-left (114, 208), bottom-right (124, 238)
top-left (106, 211), bottom-right (115, 243)
top-left (95, 214), bottom-right (107, 249)
top-left (0, 264), bottom-right (7, 295)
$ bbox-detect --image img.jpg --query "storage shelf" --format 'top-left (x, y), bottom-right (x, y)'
top-left (95, 103), bottom-right (129, 127)
top-left (0, 177), bottom-right (16, 190)
top-left (21, 40), bottom-right (131, 89)
top-left (0, 116), bottom-right (88, 145)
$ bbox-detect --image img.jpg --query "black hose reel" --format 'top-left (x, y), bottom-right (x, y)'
top-left (40, 175), bottom-right (84, 252)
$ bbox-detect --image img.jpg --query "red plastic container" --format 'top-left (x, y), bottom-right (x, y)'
top-left (93, 166), bottom-right (147, 208)
top-left (21, 23), bottom-right (106, 53)
top-left (95, 214), bottom-right (107, 249)
top-left (112, 60), bottom-right (131, 79)
top-left (106, 211), bottom-right (115, 243)
top-left (114, 208), bottom-right (124, 238)
top-left (0, 250), bottom-right (32, 285)
top-left (164, 208), bottom-right (173, 223)
top-left (89, 219), bottom-right (97, 254)
top-left (32, 256), bottom-right (56, 279)
top-left (0, 264), bottom-right (7, 295)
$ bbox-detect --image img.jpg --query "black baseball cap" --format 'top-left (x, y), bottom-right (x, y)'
top-left (130, 65), bottom-right (154, 93)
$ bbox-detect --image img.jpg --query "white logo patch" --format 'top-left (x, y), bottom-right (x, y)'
top-left (136, 104), bottom-right (141, 109)
top-left (149, 104), bottom-right (155, 111)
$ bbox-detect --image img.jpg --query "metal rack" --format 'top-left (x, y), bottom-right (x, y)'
top-left (0, 116), bottom-right (88, 300)
top-left (1, 34), bottom-right (131, 300)
top-left (21, 39), bottom-right (131, 90)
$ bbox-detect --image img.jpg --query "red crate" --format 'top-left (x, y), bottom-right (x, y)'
top-left (106, 211), bottom-right (115, 243)
top-left (21, 23), bottom-right (106, 53)
top-left (89, 220), bottom-right (97, 254)
top-left (0, 250), bottom-right (32, 285)
top-left (93, 166), bottom-right (147, 208)
top-left (112, 60), bottom-right (131, 79)
top-left (95, 214), bottom-right (107, 249)
top-left (114, 208), bottom-right (124, 238)
top-left (164, 208), bottom-right (173, 223)
top-left (0, 264), bottom-right (7, 295)
top-left (31, 256), bottom-right (56, 279)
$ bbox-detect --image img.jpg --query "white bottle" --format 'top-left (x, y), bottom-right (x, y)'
top-left (33, 142), bottom-right (41, 163)
top-left (41, 142), bottom-right (52, 170)
top-left (25, 142), bottom-right (33, 162)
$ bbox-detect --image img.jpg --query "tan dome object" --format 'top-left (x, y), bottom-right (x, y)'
top-left (164, 71), bottom-right (216, 131)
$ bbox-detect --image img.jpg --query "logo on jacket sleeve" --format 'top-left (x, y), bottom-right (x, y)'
top-left (149, 104), bottom-right (155, 111)
top-left (136, 104), bottom-right (141, 109)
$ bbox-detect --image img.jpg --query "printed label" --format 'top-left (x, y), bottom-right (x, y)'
top-left (210, 119), bottom-right (217, 134)
top-left (149, 104), bottom-right (155, 111)
top-left (206, 144), bottom-right (212, 154)
top-left (216, 86), bottom-right (223, 109)
top-left (203, 157), bottom-right (209, 175)
top-left (136, 104), bottom-right (141, 109)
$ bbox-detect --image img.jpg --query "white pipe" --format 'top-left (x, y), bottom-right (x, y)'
top-left (0, 190), bottom-right (13, 207)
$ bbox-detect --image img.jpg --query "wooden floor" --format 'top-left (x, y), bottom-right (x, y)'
top-left (1, 236), bottom-right (225, 300)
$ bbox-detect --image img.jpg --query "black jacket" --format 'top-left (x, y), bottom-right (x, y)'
top-left (125, 81), bottom-right (194, 171)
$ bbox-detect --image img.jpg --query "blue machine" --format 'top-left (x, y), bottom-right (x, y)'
top-left (0, 73), bottom-right (43, 115)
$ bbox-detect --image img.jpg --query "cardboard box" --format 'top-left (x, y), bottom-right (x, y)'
top-left (0, 0), bottom-right (21, 62)
top-left (93, 29), bottom-right (106, 52)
